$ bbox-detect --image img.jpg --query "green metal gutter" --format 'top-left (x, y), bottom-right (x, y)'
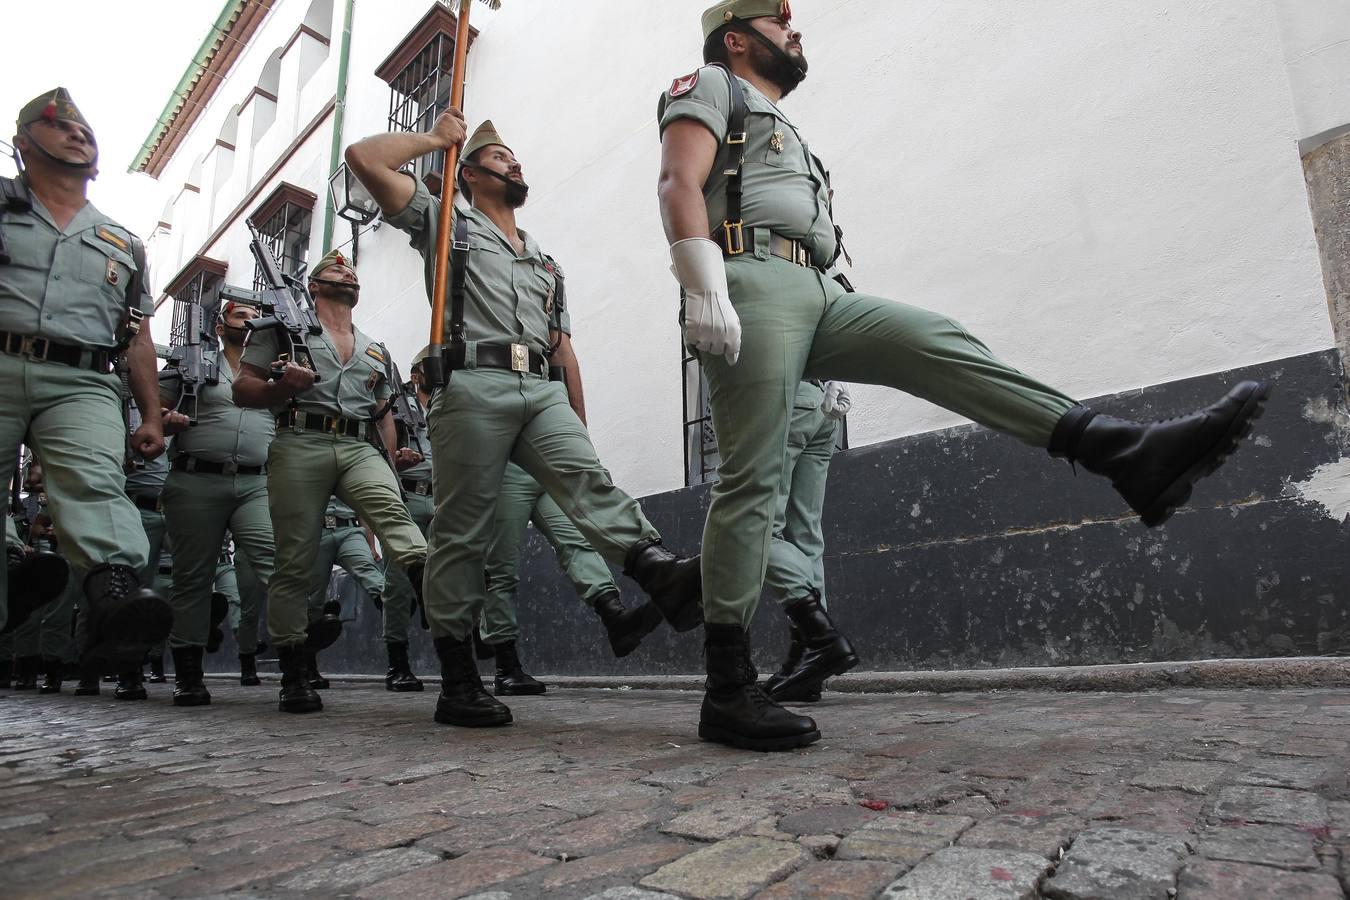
top-left (129, 0), bottom-right (249, 174)
top-left (321, 0), bottom-right (356, 253)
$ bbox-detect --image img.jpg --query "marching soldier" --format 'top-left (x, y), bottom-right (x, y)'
top-left (211, 535), bottom-right (267, 685)
top-left (762, 380), bottom-right (855, 702)
top-left (234, 249), bottom-right (427, 714)
top-left (0, 88), bottom-right (172, 673)
top-left (160, 297), bottom-right (276, 707)
top-left (346, 117), bottom-right (702, 729)
top-left (378, 352), bottom-right (435, 693)
top-left (305, 495), bottom-right (384, 689)
top-left (657, 1), bottom-right (1267, 750)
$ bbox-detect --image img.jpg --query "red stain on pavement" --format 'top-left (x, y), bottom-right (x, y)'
top-left (990, 867), bottom-right (1014, 881)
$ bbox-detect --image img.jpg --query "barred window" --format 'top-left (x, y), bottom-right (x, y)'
top-left (252, 202), bottom-right (312, 291)
top-left (163, 255), bottom-right (229, 347)
top-left (682, 350), bottom-right (849, 488)
top-left (376, 5), bottom-right (479, 193)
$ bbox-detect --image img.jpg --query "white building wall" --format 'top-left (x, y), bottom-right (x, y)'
top-left (149, 0), bottom-right (1334, 500)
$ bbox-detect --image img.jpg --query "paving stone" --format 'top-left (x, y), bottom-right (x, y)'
top-left (879, 846), bottom-right (1052, 899)
top-left (835, 812), bottom-right (974, 865)
top-left (1130, 761), bottom-right (1228, 795)
top-left (958, 812), bottom-right (1079, 858)
top-left (1235, 757), bottom-right (1331, 791)
top-left (799, 833), bottom-right (841, 856)
top-left (376, 760), bottom-right (465, 784)
top-left (357, 847), bottom-right (556, 899)
top-left (1086, 786), bottom-right (1206, 833)
top-left (660, 799), bottom-right (774, 841)
top-left (582, 888), bottom-right (681, 900)
top-left (777, 804), bottom-right (882, 836)
top-left (539, 840), bottom-right (690, 890)
top-left (530, 808), bottom-right (654, 858)
top-left (1196, 822), bottom-right (1320, 870)
top-left (640, 836), bottom-right (810, 900)
top-left (758, 860), bottom-right (904, 899)
top-left (0, 812), bottom-right (48, 830)
top-left (1176, 859), bottom-right (1345, 899)
top-left (280, 846), bottom-right (441, 891)
top-left (1042, 827), bottom-right (1189, 900)
top-left (1210, 786), bottom-right (1330, 828)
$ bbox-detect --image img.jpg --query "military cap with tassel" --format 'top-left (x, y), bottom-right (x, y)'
top-left (701, 0), bottom-right (792, 39)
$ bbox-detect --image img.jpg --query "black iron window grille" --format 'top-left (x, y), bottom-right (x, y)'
top-left (386, 31), bottom-right (458, 189)
top-left (252, 202), bottom-right (312, 291)
top-left (170, 270), bottom-right (225, 349)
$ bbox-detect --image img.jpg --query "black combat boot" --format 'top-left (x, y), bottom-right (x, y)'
top-left (115, 667), bottom-right (148, 700)
top-left (171, 646), bottom-right (211, 706)
top-left (623, 539), bottom-right (703, 632)
top-left (492, 641), bottom-right (545, 696)
top-left (384, 642), bottom-right (424, 692)
top-left (13, 655), bottom-right (39, 690)
top-left (239, 652), bottom-right (261, 686)
top-left (1048, 381), bottom-right (1269, 527)
top-left (592, 590), bottom-right (663, 658)
top-left (38, 656), bottom-right (63, 694)
top-left (433, 635), bottom-right (511, 727)
top-left (147, 650), bottom-right (167, 683)
top-left (3, 549), bottom-right (69, 636)
top-left (73, 664), bottom-right (100, 696)
top-left (699, 624), bottom-right (820, 752)
top-left (304, 601), bottom-right (343, 651)
top-left (277, 644), bottom-right (322, 714)
top-left (764, 626), bottom-right (816, 701)
top-left (766, 592), bottom-right (857, 702)
top-left (80, 564), bottom-right (173, 670)
top-left (0, 658), bottom-right (10, 689)
top-left (305, 648), bottom-right (330, 689)
top-left (205, 592), bottom-right (229, 654)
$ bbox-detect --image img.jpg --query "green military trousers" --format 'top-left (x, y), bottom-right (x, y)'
top-left (161, 471), bottom-right (274, 650)
top-left (381, 491), bottom-right (433, 645)
top-left (212, 548), bottom-right (265, 655)
top-left (133, 506), bottom-right (166, 596)
top-left (266, 431), bottom-right (425, 648)
top-left (307, 520), bottom-right (384, 624)
top-left (425, 368), bottom-right (659, 640)
top-left (764, 383), bottom-right (837, 608)
top-left (479, 461), bottom-right (619, 645)
top-left (700, 252), bottom-right (1077, 626)
top-left (0, 356), bottom-right (150, 618)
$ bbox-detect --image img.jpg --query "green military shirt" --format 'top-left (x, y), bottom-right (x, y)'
top-left (398, 393), bottom-right (433, 483)
top-left (159, 352), bottom-right (275, 467)
top-left (657, 65), bottom-right (838, 267)
top-left (386, 177), bottom-right (569, 360)
top-left (125, 439), bottom-right (170, 498)
top-left (0, 184), bottom-right (153, 348)
top-left (241, 322), bottom-right (392, 421)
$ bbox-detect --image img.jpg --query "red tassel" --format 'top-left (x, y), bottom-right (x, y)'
top-left (40, 100), bottom-right (57, 122)
top-left (334, 253), bottom-right (346, 267)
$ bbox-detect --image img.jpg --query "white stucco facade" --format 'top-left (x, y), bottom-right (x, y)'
top-left (144, 0), bottom-right (1336, 499)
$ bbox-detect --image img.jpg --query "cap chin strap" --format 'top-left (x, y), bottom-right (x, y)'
top-left (463, 163), bottom-right (530, 200)
top-left (20, 124), bottom-right (98, 172)
top-left (310, 276), bottom-right (361, 293)
top-left (734, 18), bottom-right (807, 80)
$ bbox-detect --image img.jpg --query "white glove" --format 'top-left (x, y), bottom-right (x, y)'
top-left (670, 237), bottom-right (741, 365)
top-left (821, 381), bottom-right (851, 420)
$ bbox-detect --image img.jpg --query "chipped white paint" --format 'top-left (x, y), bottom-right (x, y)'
top-left (1290, 458), bottom-right (1350, 523)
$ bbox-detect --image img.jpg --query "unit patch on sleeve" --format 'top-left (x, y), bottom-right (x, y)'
top-left (669, 71), bottom-right (700, 98)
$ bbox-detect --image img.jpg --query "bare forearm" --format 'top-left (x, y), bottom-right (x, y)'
top-left (126, 330), bottom-right (162, 434)
top-left (233, 372), bottom-right (288, 409)
top-left (347, 130), bottom-right (446, 177)
top-left (552, 334), bottom-right (587, 425)
top-left (658, 176), bottom-right (713, 244)
top-left (378, 415), bottom-right (397, 454)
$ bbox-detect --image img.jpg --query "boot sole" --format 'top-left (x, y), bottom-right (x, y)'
top-left (386, 682), bottom-right (426, 693)
top-left (433, 709), bottom-right (513, 727)
top-left (278, 698), bottom-right (324, 713)
top-left (768, 650), bottom-right (860, 702)
top-left (1140, 381), bottom-right (1270, 527)
top-left (698, 723), bottom-right (821, 752)
top-left (84, 595), bottom-right (174, 672)
top-left (495, 684), bottom-right (546, 696)
top-left (240, 678), bottom-right (262, 686)
top-left (115, 690), bottom-right (149, 701)
top-left (304, 620), bottom-right (343, 651)
top-left (172, 694), bottom-right (212, 707)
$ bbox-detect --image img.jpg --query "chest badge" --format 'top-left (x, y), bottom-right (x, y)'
top-left (105, 258), bottom-right (121, 286)
top-left (770, 130), bottom-right (785, 154)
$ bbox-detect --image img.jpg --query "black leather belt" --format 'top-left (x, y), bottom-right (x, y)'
top-left (401, 478), bottom-right (432, 496)
top-left (446, 342), bottom-right (548, 378)
top-left (131, 494), bottom-right (162, 513)
top-left (734, 228), bottom-right (819, 269)
top-left (172, 455), bottom-right (266, 476)
top-left (276, 409), bottom-right (370, 439)
top-left (0, 331), bottom-right (114, 373)
top-left (324, 515), bottom-right (360, 529)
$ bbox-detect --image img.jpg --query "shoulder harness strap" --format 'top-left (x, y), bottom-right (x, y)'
top-left (0, 175), bottom-right (33, 266)
top-left (449, 213), bottom-right (470, 347)
top-left (541, 253), bottom-right (566, 356)
top-left (113, 236), bottom-right (149, 356)
top-left (710, 64), bottom-right (748, 256)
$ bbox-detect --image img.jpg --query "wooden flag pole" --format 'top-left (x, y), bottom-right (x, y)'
top-left (423, 0), bottom-right (495, 387)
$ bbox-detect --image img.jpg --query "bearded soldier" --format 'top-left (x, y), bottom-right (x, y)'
top-left (656, 1), bottom-right (1267, 750)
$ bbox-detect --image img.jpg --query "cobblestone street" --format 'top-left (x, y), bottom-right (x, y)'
top-left (1, 681), bottom-right (1348, 898)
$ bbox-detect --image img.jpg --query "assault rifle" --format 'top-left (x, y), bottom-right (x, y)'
top-left (386, 362), bottom-right (427, 457)
top-left (165, 294), bottom-right (218, 424)
top-left (235, 219), bottom-right (321, 381)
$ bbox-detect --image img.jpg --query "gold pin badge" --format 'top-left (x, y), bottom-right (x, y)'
top-left (769, 130), bottom-right (785, 153)
top-left (105, 258), bottom-right (120, 286)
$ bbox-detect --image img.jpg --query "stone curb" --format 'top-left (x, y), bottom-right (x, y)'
top-left (205, 656), bottom-right (1350, 693)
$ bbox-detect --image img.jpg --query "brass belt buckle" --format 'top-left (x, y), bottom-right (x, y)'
top-left (324, 515), bottom-right (337, 529)
top-left (416, 482), bottom-right (430, 496)
top-left (794, 242), bottom-right (809, 267)
top-left (20, 336), bottom-right (50, 361)
top-left (326, 416), bottom-right (343, 435)
top-left (721, 220), bottom-right (745, 256)
top-left (510, 343), bottom-right (528, 373)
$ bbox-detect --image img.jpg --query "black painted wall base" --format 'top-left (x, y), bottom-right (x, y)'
top-left (209, 349), bottom-right (1350, 680)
